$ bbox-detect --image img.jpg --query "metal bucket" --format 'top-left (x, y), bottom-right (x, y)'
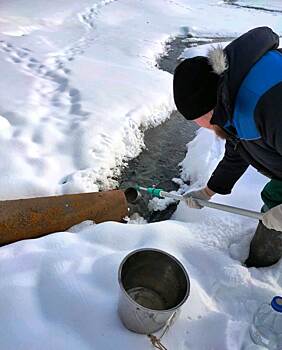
top-left (117, 248), bottom-right (190, 334)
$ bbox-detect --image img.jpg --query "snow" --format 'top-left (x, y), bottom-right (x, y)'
top-left (0, 128), bottom-right (280, 350)
top-left (0, 0), bottom-right (281, 198)
top-left (0, 185), bottom-right (280, 350)
top-left (0, 0), bottom-right (282, 349)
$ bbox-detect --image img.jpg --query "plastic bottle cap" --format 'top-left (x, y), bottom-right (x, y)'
top-left (271, 296), bottom-right (282, 312)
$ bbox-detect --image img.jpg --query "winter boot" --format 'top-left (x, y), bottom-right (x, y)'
top-left (245, 221), bottom-right (282, 268)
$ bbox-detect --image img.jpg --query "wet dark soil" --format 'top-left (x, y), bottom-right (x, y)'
top-left (118, 34), bottom-right (230, 221)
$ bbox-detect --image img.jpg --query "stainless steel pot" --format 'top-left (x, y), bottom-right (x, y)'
top-left (117, 248), bottom-right (190, 334)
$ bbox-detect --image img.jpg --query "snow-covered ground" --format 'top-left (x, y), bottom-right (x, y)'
top-left (0, 130), bottom-right (279, 350)
top-left (1, 1), bottom-right (282, 349)
top-left (0, 0), bottom-right (281, 198)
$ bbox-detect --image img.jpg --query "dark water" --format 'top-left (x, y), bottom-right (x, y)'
top-left (118, 35), bottom-right (230, 220)
top-left (223, 0), bottom-right (282, 13)
top-left (119, 111), bottom-right (197, 190)
top-left (119, 111), bottom-right (197, 220)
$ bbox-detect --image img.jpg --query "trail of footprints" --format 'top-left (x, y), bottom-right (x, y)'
top-left (79, 0), bottom-right (116, 28)
top-left (0, 38), bottom-right (90, 126)
top-left (0, 0), bottom-right (120, 181)
top-left (0, 0), bottom-right (119, 136)
top-left (0, 0), bottom-right (119, 140)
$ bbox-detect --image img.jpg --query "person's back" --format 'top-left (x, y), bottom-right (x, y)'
top-left (173, 27), bottom-right (282, 267)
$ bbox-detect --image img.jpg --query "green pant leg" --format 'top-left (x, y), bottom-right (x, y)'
top-left (261, 179), bottom-right (282, 209)
top-left (245, 179), bottom-right (282, 268)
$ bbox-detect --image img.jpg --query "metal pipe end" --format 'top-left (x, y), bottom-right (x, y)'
top-left (124, 187), bottom-right (141, 204)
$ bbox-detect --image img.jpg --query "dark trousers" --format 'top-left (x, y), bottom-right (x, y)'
top-left (245, 179), bottom-right (282, 268)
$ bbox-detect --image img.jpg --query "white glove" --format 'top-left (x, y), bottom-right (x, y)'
top-left (262, 204), bottom-right (282, 232)
top-left (183, 187), bottom-right (213, 209)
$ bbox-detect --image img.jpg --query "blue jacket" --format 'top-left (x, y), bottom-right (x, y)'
top-left (208, 27), bottom-right (282, 194)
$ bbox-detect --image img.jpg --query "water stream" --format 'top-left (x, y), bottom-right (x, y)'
top-left (118, 34), bottom-right (231, 221)
top-left (223, 0), bottom-right (282, 13)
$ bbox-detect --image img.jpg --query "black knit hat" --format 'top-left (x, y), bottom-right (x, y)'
top-left (173, 56), bottom-right (219, 120)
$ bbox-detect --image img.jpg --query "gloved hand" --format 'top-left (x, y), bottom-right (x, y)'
top-left (262, 204), bottom-right (282, 232)
top-left (183, 187), bottom-right (214, 209)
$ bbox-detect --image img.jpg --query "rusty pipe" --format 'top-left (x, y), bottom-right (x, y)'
top-left (0, 190), bottom-right (128, 245)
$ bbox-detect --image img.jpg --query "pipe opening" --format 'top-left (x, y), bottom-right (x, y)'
top-left (124, 187), bottom-right (140, 204)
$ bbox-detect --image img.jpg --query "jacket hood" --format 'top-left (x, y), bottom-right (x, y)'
top-left (210, 26), bottom-right (280, 127)
top-left (207, 46), bottom-right (228, 75)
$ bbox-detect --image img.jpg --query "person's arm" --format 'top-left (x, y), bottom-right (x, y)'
top-left (207, 139), bottom-right (249, 194)
top-left (184, 141), bottom-right (248, 209)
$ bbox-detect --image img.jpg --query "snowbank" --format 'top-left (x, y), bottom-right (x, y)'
top-left (0, 129), bottom-right (280, 350)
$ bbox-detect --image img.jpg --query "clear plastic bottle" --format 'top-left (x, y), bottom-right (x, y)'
top-left (250, 296), bottom-right (282, 349)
